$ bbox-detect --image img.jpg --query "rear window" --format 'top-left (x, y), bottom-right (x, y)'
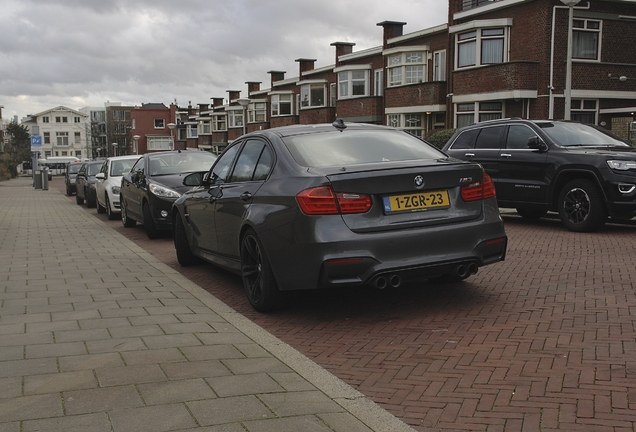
top-left (282, 129), bottom-right (444, 168)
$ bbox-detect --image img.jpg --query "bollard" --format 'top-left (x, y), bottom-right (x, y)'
top-left (42, 167), bottom-right (49, 190)
top-left (34, 170), bottom-right (43, 189)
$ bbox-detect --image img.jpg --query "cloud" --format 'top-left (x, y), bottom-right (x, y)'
top-left (0, 0), bottom-right (447, 119)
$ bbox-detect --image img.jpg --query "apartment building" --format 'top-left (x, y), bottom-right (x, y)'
top-left (21, 106), bottom-right (89, 159)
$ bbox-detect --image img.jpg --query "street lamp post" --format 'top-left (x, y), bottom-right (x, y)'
top-left (133, 135), bottom-right (140, 155)
top-left (561, 0), bottom-right (580, 121)
top-left (237, 98), bottom-right (250, 136)
top-left (112, 142), bottom-right (118, 157)
top-left (167, 123), bottom-right (176, 150)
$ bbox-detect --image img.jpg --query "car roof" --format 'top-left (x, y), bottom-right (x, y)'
top-left (256, 122), bottom-right (398, 138)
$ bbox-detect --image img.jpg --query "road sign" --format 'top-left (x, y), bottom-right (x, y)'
top-left (31, 135), bottom-right (42, 147)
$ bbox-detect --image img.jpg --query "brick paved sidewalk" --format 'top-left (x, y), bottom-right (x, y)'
top-left (0, 177), bottom-right (415, 432)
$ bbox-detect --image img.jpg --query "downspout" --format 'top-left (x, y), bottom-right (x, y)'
top-left (549, 2), bottom-right (590, 119)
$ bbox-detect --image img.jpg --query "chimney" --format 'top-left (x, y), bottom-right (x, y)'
top-left (246, 81), bottom-right (261, 94)
top-left (227, 90), bottom-right (241, 103)
top-left (331, 42), bottom-right (355, 67)
top-left (211, 97), bottom-right (225, 108)
top-left (296, 58), bottom-right (316, 76)
top-left (198, 104), bottom-right (209, 112)
top-left (268, 70), bottom-right (286, 88)
top-left (377, 21), bottom-right (407, 49)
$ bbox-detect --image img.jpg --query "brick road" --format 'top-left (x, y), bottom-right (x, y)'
top-left (54, 177), bottom-right (636, 431)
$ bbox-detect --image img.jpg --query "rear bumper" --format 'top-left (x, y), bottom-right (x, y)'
top-left (260, 202), bottom-right (507, 291)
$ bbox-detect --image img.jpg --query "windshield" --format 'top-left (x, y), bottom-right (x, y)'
top-left (539, 122), bottom-right (630, 147)
top-left (68, 164), bottom-right (82, 174)
top-left (283, 129), bottom-right (444, 168)
top-left (148, 151), bottom-right (217, 176)
top-left (87, 163), bottom-right (102, 176)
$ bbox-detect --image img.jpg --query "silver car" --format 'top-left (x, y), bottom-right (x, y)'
top-left (95, 155), bottom-right (141, 220)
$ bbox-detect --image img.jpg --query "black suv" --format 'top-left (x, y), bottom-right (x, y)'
top-left (442, 119), bottom-right (636, 232)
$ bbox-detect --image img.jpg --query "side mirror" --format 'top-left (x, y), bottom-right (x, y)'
top-left (95, 173), bottom-right (105, 180)
top-left (183, 171), bottom-right (205, 187)
top-left (130, 172), bottom-right (139, 183)
top-left (527, 136), bottom-right (548, 152)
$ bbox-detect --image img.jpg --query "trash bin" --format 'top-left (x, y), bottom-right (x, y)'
top-left (34, 170), bottom-right (43, 189)
top-left (42, 167), bottom-right (49, 190)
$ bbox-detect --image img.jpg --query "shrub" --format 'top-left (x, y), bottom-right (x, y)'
top-left (427, 129), bottom-right (456, 149)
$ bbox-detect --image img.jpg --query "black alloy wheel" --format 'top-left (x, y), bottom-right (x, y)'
top-left (558, 179), bottom-right (607, 232)
top-left (240, 229), bottom-right (283, 312)
top-left (76, 190), bottom-right (84, 205)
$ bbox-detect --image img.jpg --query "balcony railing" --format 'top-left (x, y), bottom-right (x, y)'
top-left (462, 0), bottom-right (504, 11)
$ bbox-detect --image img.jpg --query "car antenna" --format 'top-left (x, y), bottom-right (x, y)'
top-left (332, 119), bottom-right (346, 132)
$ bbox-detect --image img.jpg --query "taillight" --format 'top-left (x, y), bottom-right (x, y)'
top-left (297, 186), bottom-right (372, 215)
top-left (461, 173), bottom-right (497, 202)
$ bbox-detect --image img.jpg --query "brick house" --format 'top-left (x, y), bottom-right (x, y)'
top-left (130, 103), bottom-right (175, 155)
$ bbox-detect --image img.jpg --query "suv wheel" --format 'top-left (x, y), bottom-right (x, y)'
top-left (558, 179), bottom-right (607, 232)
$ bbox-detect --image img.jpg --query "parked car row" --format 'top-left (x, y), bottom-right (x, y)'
top-left (61, 122), bottom-right (512, 313)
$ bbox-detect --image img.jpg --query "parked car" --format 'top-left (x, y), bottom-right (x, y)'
top-left (65, 162), bottom-right (83, 196)
top-left (442, 119), bottom-right (636, 232)
top-left (120, 150), bottom-right (217, 239)
top-left (95, 155), bottom-right (141, 220)
top-left (75, 161), bottom-right (104, 208)
top-left (172, 121), bottom-right (508, 312)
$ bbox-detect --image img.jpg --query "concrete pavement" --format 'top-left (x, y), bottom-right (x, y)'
top-left (0, 176), bottom-right (415, 432)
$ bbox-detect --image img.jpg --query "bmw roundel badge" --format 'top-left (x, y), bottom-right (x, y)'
top-left (414, 175), bottom-right (424, 189)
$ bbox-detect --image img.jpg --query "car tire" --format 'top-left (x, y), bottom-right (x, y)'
top-left (76, 191), bottom-right (84, 205)
top-left (174, 214), bottom-right (200, 266)
top-left (143, 202), bottom-right (161, 239)
top-left (240, 229), bottom-right (284, 312)
top-left (106, 196), bottom-right (117, 220)
top-left (86, 190), bottom-right (96, 208)
top-left (121, 198), bottom-right (136, 228)
top-left (66, 185), bottom-right (72, 196)
top-left (558, 179), bottom-right (607, 232)
top-left (516, 207), bottom-right (548, 219)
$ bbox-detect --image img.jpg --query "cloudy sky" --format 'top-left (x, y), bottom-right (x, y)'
top-left (0, 0), bottom-right (448, 121)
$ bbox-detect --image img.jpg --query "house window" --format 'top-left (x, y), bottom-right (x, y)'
top-left (386, 113), bottom-right (425, 138)
top-left (199, 120), bottom-right (211, 134)
top-left (147, 136), bottom-right (172, 151)
top-left (387, 52), bottom-right (425, 87)
top-left (178, 128), bottom-right (187, 140)
top-left (271, 94), bottom-right (293, 116)
top-left (74, 132), bottom-right (81, 144)
top-left (212, 115), bottom-right (227, 131)
top-left (457, 28), bottom-right (506, 68)
top-left (113, 110), bottom-right (126, 121)
top-left (187, 124), bottom-right (198, 138)
top-left (229, 110), bottom-right (244, 128)
top-left (74, 117), bottom-right (81, 123)
top-left (330, 83), bottom-right (337, 106)
top-left (300, 84), bottom-right (326, 108)
top-left (338, 70), bottom-right (369, 98)
top-left (56, 132), bottom-right (69, 146)
top-left (43, 132), bottom-right (50, 144)
top-left (433, 50), bottom-right (446, 81)
top-left (42, 116), bottom-right (49, 123)
top-left (374, 69), bottom-right (384, 96)
top-left (55, 116), bottom-right (68, 123)
top-left (154, 119), bottom-right (165, 129)
top-left (571, 99), bottom-right (597, 124)
top-left (573, 19), bottom-right (601, 60)
top-left (455, 101), bottom-right (503, 128)
top-left (248, 102), bottom-right (267, 122)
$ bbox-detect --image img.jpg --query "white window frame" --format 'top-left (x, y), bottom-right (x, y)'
top-left (299, 82), bottom-right (327, 108)
top-left (199, 120), bottom-right (211, 135)
top-left (187, 124), bottom-right (198, 138)
top-left (433, 50), bottom-right (446, 81)
top-left (374, 69), bottom-right (384, 96)
top-left (211, 114), bottom-right (227, 131)
top-left (270, 93), bottom-right (294, 117)
top-left (147, 136), bottom-right (172, 151)
top-left (572, 19), bottom-right (601, 61)
top-left (571, 99), bottom-right (598, 124)
top-left (329, 83), bottom-right (337, 106)
top-left (455, 101), bottom-right (504, 128)
top-left (42, 116), bottom-right (49, 123)
top-left (453, 22), bottom-right (509, 69)
top-left (56, 131), bottom-right (69, 146)
top-left (228, 109), bottom-right (244, 128)
top-left (154, 118), bottom-right (165, 129)
top-left (386, 49), bottom-right (427, 87)
top-left (386, 113), bottom-right (425, 138)
top-left (336, 69), bottom-right (369, 99)
top-left (74, 131), bottom-right (81, 144)
top-left (74, 117), bottom-right (81, 123)
top-left (248, 101), bottom-right (267, 122)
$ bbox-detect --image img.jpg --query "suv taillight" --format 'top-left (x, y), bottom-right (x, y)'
top-left (461, 173), bottom-right (496, 202)
top-left (296, 186), bottom-right (372, 215)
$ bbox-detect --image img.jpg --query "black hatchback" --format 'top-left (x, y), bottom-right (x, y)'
top-left (120, 150), bottom-right (217, 239)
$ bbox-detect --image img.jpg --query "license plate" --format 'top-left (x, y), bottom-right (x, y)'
top-left (383, 190), bottom-right (450, 213)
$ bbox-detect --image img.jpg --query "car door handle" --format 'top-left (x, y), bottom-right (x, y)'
top-left (464, 153), bottom-right (475, 158)
top-left (500, 153), bottom-right (512, 158)
top-left (240, 192), bottom-right (252, 201)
